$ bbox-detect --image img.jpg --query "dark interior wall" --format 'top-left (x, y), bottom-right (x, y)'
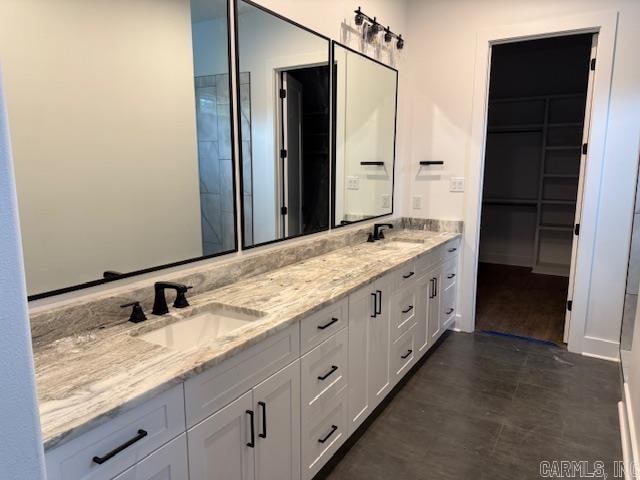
top-left (489, 34), bottom-right (592, 99)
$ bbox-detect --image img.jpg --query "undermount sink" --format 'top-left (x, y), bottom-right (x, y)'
top-left (139, 305), bottom-right (265, 350)
top-left (375, 238), bottom-right (424, 249)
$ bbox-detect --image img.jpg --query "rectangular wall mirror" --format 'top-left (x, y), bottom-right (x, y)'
top-left (0, 0), bottom-right (237, 299)
top-left (236, 0), bottom-right (331, 248)
top-left (332, 42), bottom-right (398, 227)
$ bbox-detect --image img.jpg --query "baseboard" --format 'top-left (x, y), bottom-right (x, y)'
top-left (478, 254), bottom-right (532, 268)
top-left (580, 335), bottom-right (620, 362)
top-left (623, 382), bottom-right (640, 476)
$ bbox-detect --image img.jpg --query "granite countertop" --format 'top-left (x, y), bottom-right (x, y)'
top-left (34, 230), bottom-right (459, 451)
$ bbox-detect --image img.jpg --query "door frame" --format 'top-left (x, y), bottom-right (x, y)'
top-left (460, 11), bottom-right (618, 356)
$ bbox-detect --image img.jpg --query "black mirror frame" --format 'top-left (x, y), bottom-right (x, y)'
top-left (330, 40), bottom-right (398, 229)
top-left (28, 0), bottom-right (239, 301)
top-left (234, 0), bottom-right (332, 250)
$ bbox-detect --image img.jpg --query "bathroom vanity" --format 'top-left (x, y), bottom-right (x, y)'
top-left (39, 230), bottom-right (460, 480)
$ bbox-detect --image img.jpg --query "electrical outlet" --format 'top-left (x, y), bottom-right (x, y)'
top-left (347, 176), bottom-right (360, 190)
top-left (412, 195), bottom-right (422, 209)
top-left (381, 194), bottom-right (391, 209)
top-left (450, 177), bottom-right (465, 192)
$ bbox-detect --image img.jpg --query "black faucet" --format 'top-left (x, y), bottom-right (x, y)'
top-left (152, 281), bottom-right (192, 315)
top-left (372, 223), bottom-right (394, 241)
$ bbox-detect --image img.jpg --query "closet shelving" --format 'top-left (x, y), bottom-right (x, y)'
top-left (481, 93), bottom-right (585, 276)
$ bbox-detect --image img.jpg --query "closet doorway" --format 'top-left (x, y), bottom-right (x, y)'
top-left (476, 34), bottom-right (596, 345)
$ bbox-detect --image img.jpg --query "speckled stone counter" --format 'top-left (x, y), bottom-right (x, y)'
top-left (34, 229), bottom-right (459, 451)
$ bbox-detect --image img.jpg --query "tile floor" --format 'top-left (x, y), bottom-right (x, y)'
top-left (320, 332), bottom-right (622, 480)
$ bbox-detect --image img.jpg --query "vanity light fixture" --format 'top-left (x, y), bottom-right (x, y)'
top-left (353, 7), bottom-right (404, 49)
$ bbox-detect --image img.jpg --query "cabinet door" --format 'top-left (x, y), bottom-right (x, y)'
top-left (427, 269), bottom-right (442, 345)
top-left (347, 284), bottom-right (375, 434)
top-left (253, 361), bottom-right (301, 480)
top-left (369, 274), bottom-right (393, 409)
top-left (414, 275), bottom-right (430, 356)
top-left (114, 434), bottom-right (188, 480)
top-left (188, 390), bottom-right (255, 480)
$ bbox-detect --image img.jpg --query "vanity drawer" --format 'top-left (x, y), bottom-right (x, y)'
top-left (390, 286), bottom-right (417, 341)
top-left (443, 239), bottom-right (460, 263)
top-left (113, 433), bottom-right (188, 480)
top-left (184, 323), bottom-right (299, 428)
top-left (301, 385), bottom-right (348, 480)
top-left (45, 384), bottom-right (186, 480)
top-left (441, 285), bottom-right (457, 328)
top-left (392, 260), bottom-right (417, 291)
top-left (300, 298), bottom-right (347, 354)
top-left (417, 249), bottom-right (439, 274)
top-left (441, 258), bottom-right (458, 290)
top-left (301, 328), bottom-right (348, 411)
top-left (391, 327), bottom-right (416, 384)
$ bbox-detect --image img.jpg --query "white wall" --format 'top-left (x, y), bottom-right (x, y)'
top-left (404, 0), bottom-right (640, 357)
top-left (0, 69), bottom-right (46, 479)
top-left (0, 0), bottom-right (203, 296)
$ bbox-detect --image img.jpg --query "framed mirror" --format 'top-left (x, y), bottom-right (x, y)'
top-left (332, 42), bottom-right (398, 227)
top-left (235, 0), bottom-right (331, 248)
top-left (0, 0), bottom-right (237, 299)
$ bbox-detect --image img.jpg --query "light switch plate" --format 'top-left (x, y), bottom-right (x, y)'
top-left (450, 177), bottom-right (464, 192)
top-left (412, 195), bottom-right (422, 209)
top-left (347, 176), bottom-right (360, 190)
top-left (381, 194), bottom-right (391, 209)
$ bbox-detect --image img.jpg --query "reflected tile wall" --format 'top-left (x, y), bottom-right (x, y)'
top-left (195, 73), bottom-right (253, 254)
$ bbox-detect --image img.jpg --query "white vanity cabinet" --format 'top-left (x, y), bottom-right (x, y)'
top-left (188, 360), bottom-right (301, 480)
top-left (113, 434), bottom-right (188, 480)
top-left (347, 272), bottom-right (394, 435)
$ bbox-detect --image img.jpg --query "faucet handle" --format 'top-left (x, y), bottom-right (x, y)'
top-left (121, 301), bottom-right (147, 323)
top-left (173, 286), bottom-right (193, 309)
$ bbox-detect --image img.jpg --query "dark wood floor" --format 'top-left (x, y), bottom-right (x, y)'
top-left (321, 332), bottom-right (621, 480)
top-left (476, 263), bottom-right (569, 345)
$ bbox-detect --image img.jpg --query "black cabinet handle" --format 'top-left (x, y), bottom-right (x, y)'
top-left (402, 305), bottom-right (414, 314)
top-left (434, 277), bottom-right (438, 296)
top-left (376, 290), bottom-right (382, 315)
top-left (446, 308), bottom-right (454, 315)
top-left (448, 248), bottom-right (457, 253)
top-left (371, 292), bottom-right (377, 318)
top-left (246, 410), bottom-right (255, 448)
top-left (92, 429), bottom-right (148, 465)
top-left (401, 349), bottom-right (413, 359)
top-left (258, 402), bottom-right (267, 439)
top-left (447, 274), bottom-right (456, 279)
top-left (318, 317), bottom-right (339, 330)
top-left (318, 425), bottom-right (338, 444)
top-left (428, 279), bottom-right (434, 299)
top-left (402, 271), bottom-right (415, 279)
top-left (318, 365), bottom-right (338, 381)
top-left (420, 161), bottom-right (444, 166)
top-left (360, 161), bottom-right (384, 166)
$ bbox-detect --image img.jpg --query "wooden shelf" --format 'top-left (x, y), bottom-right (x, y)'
top-left (532, 262), bottom-right (570, 277)
top-left (545, 146), bottom-right (581, 151)
top-left (487, 124), bottom-right (543, 133)
top-left (541, 200), bottom-right (576, 205)
top-left (543, 174), bottom-right (579, 179)
top-left (538, 225), bottom-right (573, 232)
top-left (483, 198), bottom-right (538, 206)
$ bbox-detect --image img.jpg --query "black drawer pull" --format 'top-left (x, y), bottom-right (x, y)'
top-left (446, 308), bottom-right (454, 315)
top-left (318, 317), bottom-right (339, 330)
top-left (447, 273), bottom-right (456, 279)
top-left (376, 290), bottom-right (383, 315)
top-left (401, 349), bottom-right (413, 359)
top-left (92, 429), bottom-right (147, 464)
top-left (402, 305), bottom-right (414, 314)
top-left (258, 401), bottom-right (267, 439)
top-left (318, 425), bottom-right (338, 444)
top-left (371, 292), bottom-right (377, 318)
top-left (318, 365), bottom-right (338, 381)
top-left (402, 271), bottom-right (415, 279)
top-left (246, 410), bottom-right (255, 448)
top-left (448, 248), bottom-right (457, 253)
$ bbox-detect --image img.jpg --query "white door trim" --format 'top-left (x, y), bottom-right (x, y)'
top-left (460, 10), bottom-right (619, 356)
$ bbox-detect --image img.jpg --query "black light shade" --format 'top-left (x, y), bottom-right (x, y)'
top-left (354, 7), bottom-right (364, 26)
top-left (397, 35), bottom-right (404, 49)
top-left (384, 27), bottom-right (393, 43)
